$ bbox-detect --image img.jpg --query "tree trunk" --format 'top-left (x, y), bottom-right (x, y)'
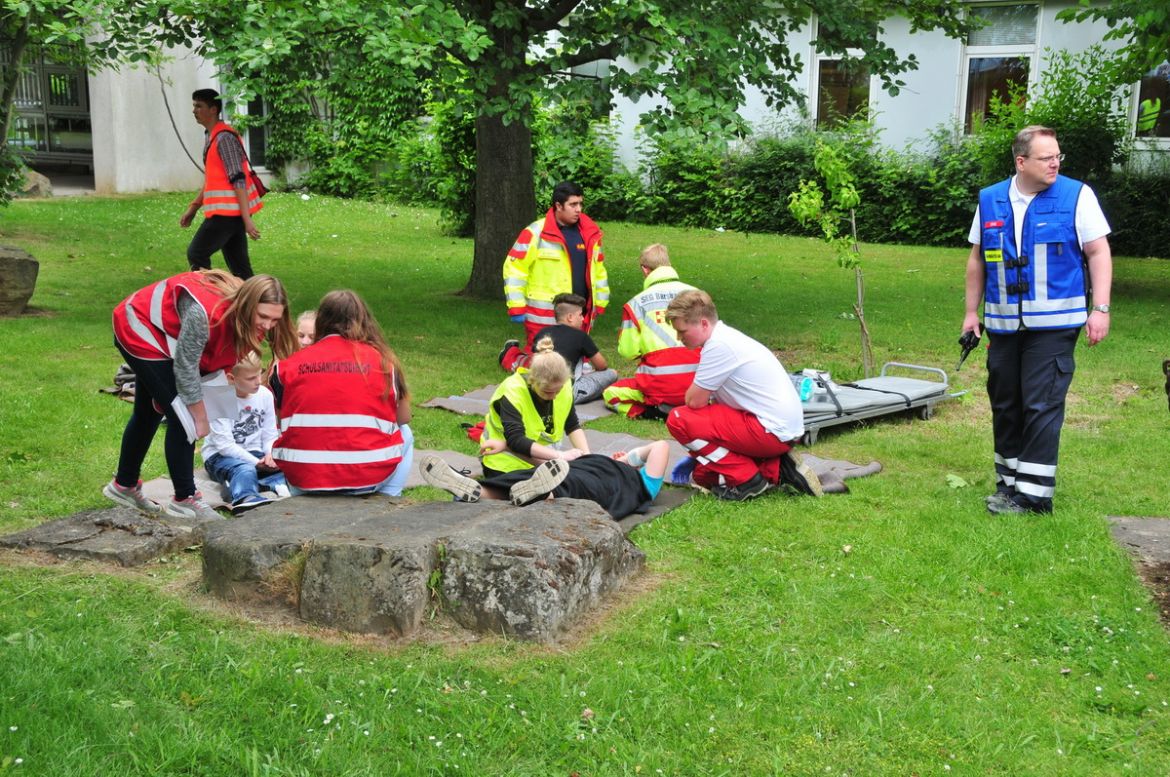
top-left (462, 112), bottom-right (536, 300)
top-left (0, 17), bottom-right (32, 146)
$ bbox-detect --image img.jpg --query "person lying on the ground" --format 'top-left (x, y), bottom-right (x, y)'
top-left (419, 440), bottom-right (670, 520)
top-left (500, 293), bottom-right (618, 404)
top-left (482, 337), bottom-right (590, 476)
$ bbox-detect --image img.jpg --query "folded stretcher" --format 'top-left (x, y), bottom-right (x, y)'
top-left (798, 362), bottom-right (963, 444)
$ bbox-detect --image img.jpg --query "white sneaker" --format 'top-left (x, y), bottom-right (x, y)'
top-left (419, 455), bottom-right (481, 502)
top-left (510, 459), bottom-right (570, 506)
top-left (164, 493), bottom-right (224, 520)
top-left (102, 479), bottom-right (161, 514)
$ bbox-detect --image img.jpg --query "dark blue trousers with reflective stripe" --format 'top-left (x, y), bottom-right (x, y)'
top-left (985, 328), bottom-right (1079, 512)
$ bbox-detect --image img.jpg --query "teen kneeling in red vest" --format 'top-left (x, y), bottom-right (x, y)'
top-left (270, 290), bottom-right (413, 495)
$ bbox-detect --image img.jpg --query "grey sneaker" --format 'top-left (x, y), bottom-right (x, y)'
top-left (419, 454), bottom-right (482, 502)
top-left (102, 479), bottom-right (162, 514)
top-left (710, 473), bottom-right (771, 501)
top-left (510, 459), bottom-right (570, 506)
top-left (779, 450), bottom-right (824, 497)
top-left (164, 493), bottom-right (224, 521)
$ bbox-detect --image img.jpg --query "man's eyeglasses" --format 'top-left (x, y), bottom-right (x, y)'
top-left (1029, 153), bottom-right (1066, 164)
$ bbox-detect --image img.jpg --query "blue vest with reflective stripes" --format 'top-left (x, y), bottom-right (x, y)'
top-left (979, 175), bottom-right (1087, 333)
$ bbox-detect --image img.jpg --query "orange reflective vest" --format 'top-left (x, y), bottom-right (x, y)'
top-left (503, 209), bottom-right (608, 327)
top-left (272, 335), bottom-right (405, 491)
top-left (203, 121), bottom-right (262, 218)
top-left (112, 272), bottom-right (238, 374)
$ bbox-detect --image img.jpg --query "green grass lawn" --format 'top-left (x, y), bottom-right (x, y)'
top-left (1, 192), bottom-right (1169, 775)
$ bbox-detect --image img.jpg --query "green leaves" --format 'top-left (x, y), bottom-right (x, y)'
top-left (788, 138), bottom-right (862, 269)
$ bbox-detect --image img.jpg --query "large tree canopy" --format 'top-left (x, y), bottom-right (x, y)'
top-left (146, 0), bottom-right (971, 298)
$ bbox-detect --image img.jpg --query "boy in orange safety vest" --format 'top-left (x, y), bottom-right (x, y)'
top-left (179, 88), bottom-right (264, 279)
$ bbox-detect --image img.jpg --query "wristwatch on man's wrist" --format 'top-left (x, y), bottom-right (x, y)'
top-left (1092, 304), bottom-right (1111, 314)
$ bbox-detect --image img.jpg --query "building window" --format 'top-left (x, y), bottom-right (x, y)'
top-left (962, 4), bottom-right (1038, 132)
top-left (245, 98), bottom-right (268, 169)
top-left (1, 41), bottom-right (92, 165)
top-left (1136, 61), bottom-right (1170, 139)
top-left (816, 59), bottom-right (870, 128)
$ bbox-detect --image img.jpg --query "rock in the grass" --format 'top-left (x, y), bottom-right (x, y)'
top-left (441, 499), bottom-right (645, 641)
top-left (0, 507), bottom-right (215, 566)
top-left (20, 169), bottom-right (52, 198)
top-left (200, 495), bottom-right (645, 641)
top-left (0, 246), bottom-right (39, 316)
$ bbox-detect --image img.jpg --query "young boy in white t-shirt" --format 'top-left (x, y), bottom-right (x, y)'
top-left (201, 353), bottom-right (287, 514)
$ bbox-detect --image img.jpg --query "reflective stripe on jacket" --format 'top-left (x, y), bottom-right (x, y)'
top-left (272, 335), bottom-right (404, 490)
top-left (979, 175), bottom-right (1087, 333)
top-left (617, 266), bottom-right (697, 361)
top-left (503, 209), bottom-right (608, 324)
top-left (112, 271), bottom-right (238, 374)
top-left (203, 121), bottom-right (262, 218)
top-left (481, 370), bottom-right (573, 474)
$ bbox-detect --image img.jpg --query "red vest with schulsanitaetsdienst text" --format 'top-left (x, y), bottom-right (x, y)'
top-left (203, 121), bottom-right (263, 218)
top-left (272, 335), bottom-right (405, 491)
top-left (112, 272), bottom-right (239, 374)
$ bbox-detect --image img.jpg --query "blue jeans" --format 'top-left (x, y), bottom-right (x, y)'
top-left (204, 450), bottom-right (287, 503)
top-left (287, 425), bottom-right (414, 497)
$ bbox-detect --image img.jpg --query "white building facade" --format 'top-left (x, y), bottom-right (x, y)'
top-left (609, 1), bottom-right (1167, 166)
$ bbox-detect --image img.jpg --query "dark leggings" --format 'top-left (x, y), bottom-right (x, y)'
top-left (113, 342), bottom-right (197, 500)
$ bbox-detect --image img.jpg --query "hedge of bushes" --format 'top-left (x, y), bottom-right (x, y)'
top-left (376, 107), bottom-right (1169, 258)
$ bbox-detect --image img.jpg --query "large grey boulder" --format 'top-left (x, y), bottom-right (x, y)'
top-left (0, 246), bottom-right (38, 315)
top-left (201, 495), bottom-right (645, 642)
top-left (20, 169), bottom-right (52, 198)
top-left (442, 499), bottom-right (644, 640)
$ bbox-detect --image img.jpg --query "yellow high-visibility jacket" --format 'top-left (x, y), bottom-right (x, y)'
top-left (503, 209), bottom-right (608, 328)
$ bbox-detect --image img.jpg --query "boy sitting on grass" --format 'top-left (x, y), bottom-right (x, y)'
top-left (500, 293), bottom-right (618, 404)
top-left (201, 352), bottom-right (287, 515)
top-left (420, 439), bottom-right (670, 520)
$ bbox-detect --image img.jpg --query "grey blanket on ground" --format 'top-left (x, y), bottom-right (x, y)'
top-left (422, 384), bottom-right (612, 422)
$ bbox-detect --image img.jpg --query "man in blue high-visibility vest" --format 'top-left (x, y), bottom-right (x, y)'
top-left (961, 125), bottom-right (1113, 515)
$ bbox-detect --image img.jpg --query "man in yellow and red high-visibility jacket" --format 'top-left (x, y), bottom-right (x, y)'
top-left (603, 244), bottom-right (700, 419)
top-left (179, 88), bottom-right (264, 280)
top-left (499, 182), bottom-right (609, 371)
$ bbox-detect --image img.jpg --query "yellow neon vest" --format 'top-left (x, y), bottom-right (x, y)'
top-left (482, 370), bottom-right (573, 473)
